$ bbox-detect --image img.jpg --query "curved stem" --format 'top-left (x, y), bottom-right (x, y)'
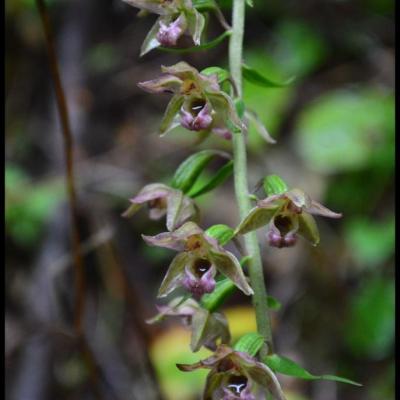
top-left (229, 0), bottom-right (273, 354)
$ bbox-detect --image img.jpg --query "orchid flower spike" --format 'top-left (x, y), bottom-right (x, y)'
top-left (235, 187), bottom-right (342, 248)
top-left (142, 222), bottom-right (253, 298)
top-left (138, 61), bottom-right (244, 139)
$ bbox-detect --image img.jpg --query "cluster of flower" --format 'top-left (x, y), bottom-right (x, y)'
top-left (121, 1), bottom-right (342, 399)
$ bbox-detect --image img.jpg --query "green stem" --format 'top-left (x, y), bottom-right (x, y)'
top-left (229, 0), bottom-right (273, 354)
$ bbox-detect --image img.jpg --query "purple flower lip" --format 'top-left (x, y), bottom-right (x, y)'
top-left (182, 260), bottom-right (216, 299)
top-left (180, 101), bottom-right (213, 131)
top-left (157, 15), bottom-right (185, 46)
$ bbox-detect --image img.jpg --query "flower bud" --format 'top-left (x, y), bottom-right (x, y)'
top-left (157, 15), bottom-right (186, 47)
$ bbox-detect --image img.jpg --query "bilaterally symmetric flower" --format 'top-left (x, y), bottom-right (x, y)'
top-left (138, 61), bottom-right (244, 139)
top-left (122, 0), bottom-right (206, 55)
top-left (235, 188), bottom-right (342, 248)
top-left (142, 221), bottom-right (253, 298)
top-left (177, 345), bottom-right (286, 400)
top-left (122, 183), bottom-right (198, 231)
top-left (147, 296), bottom-right (231, 352)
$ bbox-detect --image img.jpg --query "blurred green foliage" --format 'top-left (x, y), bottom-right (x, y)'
top-left (5, 165), bottom-right (64, 247)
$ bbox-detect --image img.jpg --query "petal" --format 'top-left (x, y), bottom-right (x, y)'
top-left (129, 183), bottom-right (171, 204)
top-left (203, 371), bottom-right (227, 400)
top-left (173, 221), bottom-right (204, 241)
top-left (285, 188), bottom-right (312, 209)
top-left (207, 92), bottom-right (244, 132)
top-left (138, 74), bottom-right (183, 94)
top-left (122, 0), bottom-right (171, 15)
top-left (142, 231), bottom-right (185, 251)
top-left (177, 345), bottom-right (233, 371)
top-left (304, 200), bottom-right (342, 219)
top-left (166, 189), bottom-right (184, 231)
top-left (140, 17), bottom-right (162, 56)
top-left (208, 249), bottom-right (253, 295)
top-left (160, 94), bottom-right (185, 134)
top-left (298, 213), bottom-right (320, 246)
top-left (158, 252), bottom-right (190, 297)
top-left (186, 8), bottom-right (205, 45)
top-left (235, 205), bottom-right (281, 235)
top-left (121, 202), bottom-right (143, 218)
top-left (161, 61), bottom-right (199, 81)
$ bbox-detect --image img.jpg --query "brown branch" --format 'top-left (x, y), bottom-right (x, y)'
top-left (35, 1), bottom-right (104, 399)
top-left (35, 0), bottom-right (85, 337)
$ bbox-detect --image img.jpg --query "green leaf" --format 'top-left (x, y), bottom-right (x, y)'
top-left (246, 0), bottom-right (254, 7)
top-left (201, 66), bottom-right (230, 83)
top-left (192, 0), bottom-right (217, 11)
top-left (235, 99), bottom-right (246, 119)
top-left (205, 224), bottom-right (235, 246)
top-left (243, 64), bottom-right (295, 88)
top-left (158, 30), bottom-right (231, 54)
top-left (160, 94), bottom-right (184, 135)
top-left (264, 354), bottom-right (362, 386)
top-left (170, 150), bottom-right (229, 193)
top-left (267, 295), bottom-right (281, 311)
top-left (201, 278), bottom-right (236, 313)
top-left (263, 175), bottom-right (288, 196)
top-left (233, 332), bottom-right (264, 357)
top-left (189, 160), bottom-right (233, 198)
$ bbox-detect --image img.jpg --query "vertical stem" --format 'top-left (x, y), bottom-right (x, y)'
top-left (229, 0), bottom-right (273, 353)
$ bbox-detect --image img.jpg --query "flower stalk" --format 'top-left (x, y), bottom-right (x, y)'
top-left (229, 0), bottom-right (273, 354)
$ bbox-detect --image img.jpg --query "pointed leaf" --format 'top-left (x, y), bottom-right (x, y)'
top-left (158, 252), bottom-right (190, 297)
top-left (160, 94), bottom-right (184, 134)
top-left (189, 160), bottom-right (234, 198)
top-left (233, 332), bottom-right (264, 357)
top-left (171, 149), bottom-right (230, 193)
top-left (165, 190), bottom-right (184, 231)
top-left (246, 110), bottom-right (276, 144)
top-left (263, 175), bottom-right (288, 196)
top-left (243, 64), bottom-right (295, 88)
top-left (267, 295), bottom-right (282, 311)
top-left (201, 278), bottom-right (236, 312)
top-left (264, 354), bottom-right (362, 386)
top-left (121, 202), bottom-right (142, 218)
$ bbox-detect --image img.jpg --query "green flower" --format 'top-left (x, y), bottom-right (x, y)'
top-left (142, 222), bottom-right (253, 298)
top-left (177, 345), bottom-right (286, 400)
top-left (138, 61), bottom-right (243, 139)
top-left (235, 188), bottom-right (342, 248)
top-left (147, 296), bottom-right (230, 352)
top-left (122, 183), bottom-right (198, 231)
top-left (122, 0), bottom-right (206, 55)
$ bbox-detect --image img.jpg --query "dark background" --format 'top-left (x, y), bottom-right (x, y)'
top-left (5, 0), bottom-right (394, 399)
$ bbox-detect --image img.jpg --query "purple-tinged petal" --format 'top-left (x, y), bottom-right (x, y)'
top-left (182, 263), bottom-right (216, 299)
top-left (157, 252), bottom-right (190, 297)
top-left (161, 61), bottom-right (199, 81)
top-left (186, 8), bottom-right (205, 45)
top-left (121, 0), bottom-right (172, 15)
top-left (166, 189), bottom-right (184, 231)
top-left (208, 249), bottom-right (253, 296)
top-left (180, 102), bottom-right (213, 131)
top-left (140, 17), bottom-right (163, 56)
top-left (160, 94), bottom-right (184, 135)
top-left (142, 231), bottom-right (185, 251)
top-left (129, 183), bottom-right (171, 204)
top-left (212, 127), bottom-right (232, 140)
top-left (297, 213), bottom-right (320, 246)
top-left (138, 74), bottom-right (183, 94)
top-left (235, 204), bottom-right (281, 235)
top-left (157, 14), bottom-right (187, 46)
top-left (285, 188), bottom-right (312, 209)
top-left (304, 200), bottom-right (342, 219)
